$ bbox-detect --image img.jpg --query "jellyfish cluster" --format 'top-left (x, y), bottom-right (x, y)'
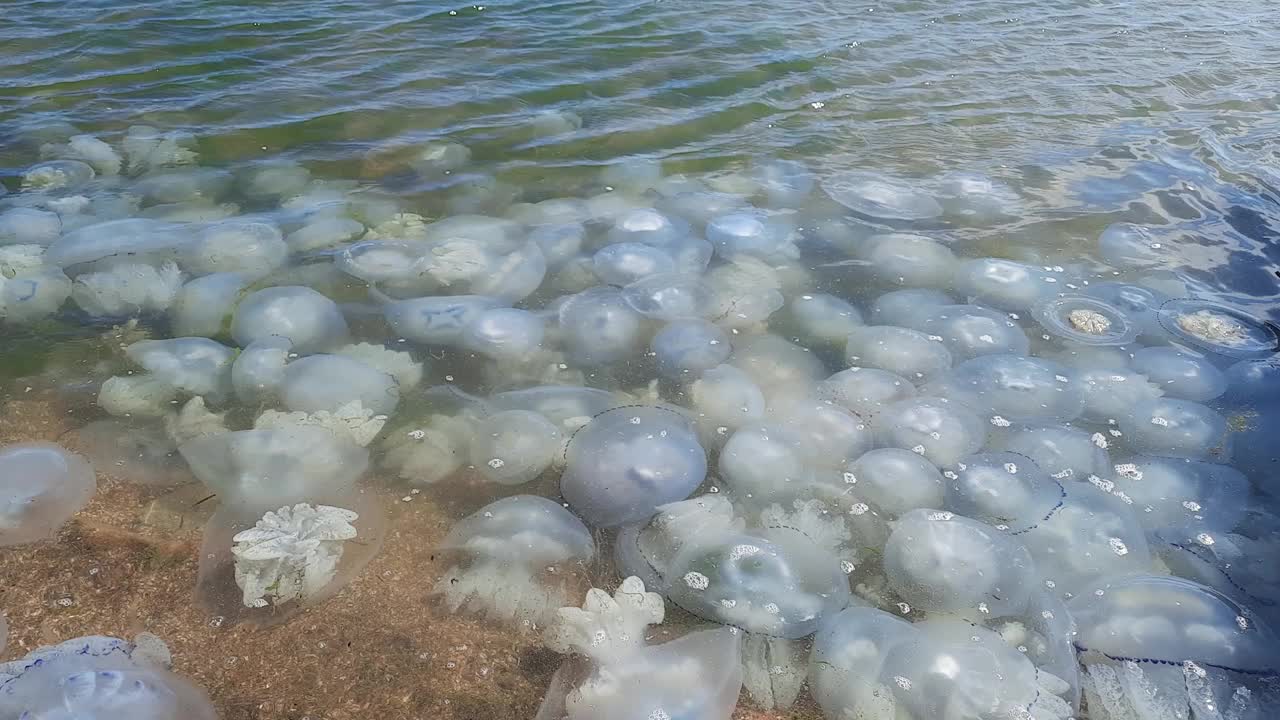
top-left (2, 127), bottom-right (1280, 720)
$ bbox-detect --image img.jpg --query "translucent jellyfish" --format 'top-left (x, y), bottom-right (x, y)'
top-left (771, 396), bottom-right (874, 470)
top-left (937, 354), bottom-right (1085, 423)
top-left (133, 168), bottom-right (232, 205)
top-left (334, 240), bottom-right (429, 284)
top-left (650, 319), bottom-right (731, 379)
top-left (666, 521), bottom-right (851, 638)
top-left (704, 256), bottom-right (786, 328)
top-left (1155, 299), bottom-right (1279, 360)
top-left (658, 190), bottom-right (748, 227)
top-left (558, 286), bottom-right (647, 367)
top-left (817, 367), bottom-right (917, 418)
top-left (705, 211), bottom-right (796, 260)
top-left (229, 336), bottom-right (291, 403)
top-left (1032, 294), bottom-right (1139, 346)
top-left (125, 337), bottom-right (236, 400)
top-left (1097, 222), bottom-right (1174, 270)
top-left (121, 125), bottom-right (198, 172)
top-left (537, 577), bottom-right (742, 720)
top-left (0, 634), bottom-right (216, 720)
top-left (179, 426), bottom-right (369, 510)
top-left (72, 261), bottom-right (183, 317)
top-left (809, 607), bottom-right (919, 720)
top-left (730, 333), bottom-right (827, 401)
top-left (179, 220), bottom-right (286, 277)
top-left (1117, 397), bottom-right (1230, 460)
top-left (858, 233), bottom-right (955, 288)
top-left (410, 141), bottom-right (471, 176)
top-left (687, 363), bottom-right (767, 437)
top-left (436, 495), bottom-right (595, 626)
top-left (1131, 346), bottom-right (1227, 402)
top-left (875, 396), bottom-right (987, 466)
top-left (460, 307), bottom-right (545, 361)
top-left (0, 207), bottom-right (61, 245)
top-left (285, 216), bottom-right (365, 252)
top-left (97, 374), bottom-right (177, 417)
top-left (1, 268), bottom-right (72, 323)
top-left (621, 273), bottom-right (716, 321)
top-left (751, 158), bottom-right (813, 207)
top-left (717, 422), bottom-right (812, 505)
top-left (561, 406), bottom-right (707, 528)
top-left (42, 133), bottom-right (123, 175)
top-left (489, 385), bottom-right (621, 432)
top-left (1070, 575), bottom-right (1280, 720)
top-left (381, 293), bottom-right (504, 346)
top-left (842, 448), bottom-right (944, 518)
top-left (845, 325), bottom-right (952, 383)
top-left (196, 488), bottom-right (383, 625)
top-left (784, 293), bottom-right (863, 347)
top-left (591, 242), bottom-right (676, 286)
top-left (1107, 455), bottom-right (1250, 533)
top-left (231, 286), bottom-right (349, 354)
top-left (64, 420), bottom-right (187, 486)
top-left (279, 354), bottom-right (399, 415)
top-left (990, 423), bottom-right (1111, 482)
top-left (935, 171), bottom-right (1020, 220)
top-left (1078, 368), bottom-right (1164, 425)
top-left (44, 219), bottom-right (186, 267)
top-left (823, 171), bottom-right (943, 220)
top-left (529, 222), bottom-right (585, 270)
top-left (614, 495), bottom-right (744, 591)
top-left (21, 159), bottom-right (96, 190)
top-left (241, 161), bottom-right (311, 199)
top-left (606, 208), bottom-right (689, 247)
top-left (468, 410), bottom-right (562, 485)
top-left (379, 413), bottom-right (474, 485)
top-left (1082, 281), bottom-right (1169, 339)
top-left (0, 443), bottom-right (95, 546)
top-left (942, 452), bottom-right (1064, 533)
top-left (920, 303), bottom-right (1030, 360)
top-left (169, 272), bottom-right (251, 337)
top-left (953, 257), bottom-right (1056, 312)
top-left (869, 288), bottom-right (956, 328)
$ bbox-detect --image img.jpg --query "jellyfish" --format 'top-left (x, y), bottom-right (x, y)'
top-left (718, 422), bottom-right (814, 506)
top-left (704, 256), bottom-right (786, 329)
top-left (953, 257), bottom-right (1056, 312)
top-left (650, 319), bottom-right (731, 379)
top-left (124, 337), bottom-right (236, 401)
top-left (729, 334), bottom-right (827, 401)
top-left (751, 157), bottom-right (813, 207)
top-left (1097, 222), bottom-right (1176, 270)
top-left (934, 353), bottom-right (1085, 423)
top-left (468, 409), bottom-right (562, 485)
top-left (817, 367), bottom-right (917, 419)
top-left (279, 354), bottom-right (400, 415)
top-left (989, 423), bottom-right (1111, 482)
top-left (874, 396), bottom-right (987, 466)
top-left (0, 634), bottom-right (216, 720)
top-left (706, 210), bottom-right (797, 260)
top-left (920, 303), bottom-right (1030, 360)
top-left (72, 261), bottom-right (184, 317)
top-left (1032, 294), bottom-right (1139, 347)
top-left (1077, 368), bottom-right (1164, 425)
top-left (381, 293), bottom-right (505, 346)
top-left (537, 577), bottom-right (742, 720)
top-left (770, 396), bottom-right (874, 470)
top-left (614, 494), bottom-right (744, 591)
top-left (857, 233), bottom-right (955, 288)
top-left (435, 495), bottom-right (595, 626)
top-left (0, 207), bottom-right (61, 246)
top-left (0, 443), bottom-right (95, 547)
top-left (1081, 282), bottom-right (1169, 340)
top-left (620, 272), bottom-right (716, 321)
top-left (870, 288), bottom-right (956, 328)
top-left (285, 216), bottom-right (365, 252)
top-left (64, 419), bottom-right (187, 486)
top-left (558, 286), bottom-right (648, 367)
top-left (1105, 455), bottom-right (1250, 534)
top-left (687, 363), bottom-right (767, 438)
top-left (560, 406), bottom-right (706, 527)
top-left (845, 326), bottom-right (953, 383)
top-left (231, 285), bottom-right (349, 354)
top-left (169, 272), bottom-right (252, 338)
top-left (1155, 299), bottom-right (1279, 361)
top-left (823, 171), bottom-right (943, 220)
top-left (783, 293), bottom-right (864, 348)
top-left (1117, 397), bottom-right (1231, 460)
top-left (606, 208), bottom-right (689, 247)
top-left (529, 223), bottom-right (586, 270)
top-left (179, 426), bottom-right (368, 510)
top-left (179, 219), bottom-right (286, 277)
top-left (460, 307), bottom-right (546, 361)
top-left (1, 268), bottom-right (73, 323)
top-left (1131, 347), bottom-right (1227, 402)
top-left (592, 242), bottom-right (677, 286)
top-left (21, 159), bottom-right (96, 190)
top-left (231, 336), bottom-right (292, 404)
top-left (842, 448), bottom-right (945, 519)
top-left (44, 218), bottom-right (187, 268)
top-left (1070, 575), bottom-right (1280, 720)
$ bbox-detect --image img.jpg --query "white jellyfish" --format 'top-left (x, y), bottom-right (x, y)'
top-left (72, 261), bottom-right (184, 317)
top-left (279, 354), bottom-right (400, 415)
top-left (989, 423), bottom-right (1111, 482)
top-left (125, 337), bottom-right (236, 401)
top-left (1032, 294), bottom-right (1139, 347)
top-left (920, 303), bottom-right (1030, 360)
top-left (44, 218), bottom-right (187, 267)
top-left (870, 288), bottom-right (956, 327)
top-left (468, 409), bottom-right (562, 485)
top-left (560, 406), bottom-right (707, 527)
top-left (0, 443), bottom-right (95, 547)
top-left (435, 495), bottom-right (595, 626)
top-left (1077, 368), bottom-right (1164, 425)
top-left (1097, 222), bottom-right (1175, 270)
top-left (285, 216), bottom-right (365, 252)
top-left (460, 307), bottom-right (545, 361)
top-left (0, 207), bottom-right (61, 246)
top-left (558, 286), bottom-right (648, 367)
top-left (380, 293), bottom-right (504, 346)
top-left (1070, 575), bottom-right (1280, 720)
top-left (823, 171), bottom-right (943, 220)
top-left (718, 422), bottom-right (814, 506)
top-left (857, 233), bottom-right (956, 288)
top-left (846, 325), bottom-right (953, 383)
top-left (650, 318), bottom-right (731, 379)
top-left (606, 208), bottom-right (689, 247)
top-left (704, 256), bottom-right (786, 328)
top-left (874, 396), bottom-right (988, 466)
top-left (620, 272), bottom-right (717, 321)
top-left (817, 367), bottom-right (917, 419)
top-left (705, 210), bottom-right (797, 260)
top-left (784, 293), bottom-right (864, 348)
top-left (0, 634), bottom-right (216, 720)
top-left (537, 577), bottom-right (742, 720)
top-left (842, 447), bottom-right (945, 518)
top-left (953, 257), bottom-right (1056, 312)
top-left (687, 363), bottom-right (767, 438)
top-left (1106, 455), bottom-right (1250, 533)
top-left (231, 285), bottom-right (349, 354)
top-left (730, 333), bottom-right (827, 401)
top-left (230, 502), bottom-right (359, 608)
top-left (751, 157), bottom-right (813, 207)
top-left (1117, 397), bottom-right (1231, 460)
top-left (529, 222), bottom-right (586, 270)
top-left (231, 336), bottom-right (292, 403)
top-left (179, 219), bottom-right (286, 277)
top-left (1131, 346), bottom-right (1227, 402)
top-left (591, 242), bottom-right (677, 285)
top-left (169, 272), bottom-right (251, 337)
top-left (21, 159), bottom-right (95, 190)
top-left (935, 353), bottom-right (1085, 423)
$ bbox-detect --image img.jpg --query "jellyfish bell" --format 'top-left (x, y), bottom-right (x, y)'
top-left (620, 272), bottom-right (716, 321)
top-left (943, 451), bottom-right (1064, 534)
top-left (591, 242), bottom-right (677, 286)
top-left (874, 396), bottom-right (987, 466)
top-left (954, 257), bottom-right (1057, 312)
top-left (1155, 299), bottom-right (1280, 362)
top-left (559, 286), bottom-right (648, 367)
top-left (1032, 294), bottom-right (1139, 347)
top-left (857, 233), bottom-right (955, 289)
top-left (989, 423), bottom-right (1111, 482)
top-left (1117, 397), bottom-right (1231, 461)
top-left (782, 293), bottom-right (863, 347)
top-left (460, 307), bottom-right (545, 361)
top-left (936, 353), bottom-right (1086, 424)
top-left (817, 367), bottom-right (917, 419)
top-left (1081, 281), bottom-right (1169, 340)
top-left (650, 318), bottom-right (731, 379)
top-left (1130, 346), bottom-right (1227, 402)
top-left (231, 285), bottom-right (349, 354)
top-left (468, 410), bottom-right (562, 486)
top-left (845, 326), bottom-right (953, 383)
top-left (0, 443), bottom-right (95, 547)
top-left (921, 303), bottom-right (1030, 360)
top-left (842, 447), bottom-right (945, 518)
top-left (822, 171), bottom-right (943, 221)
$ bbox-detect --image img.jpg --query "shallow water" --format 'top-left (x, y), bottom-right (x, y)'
top-left (2, 1), bottom-right (1280, 719)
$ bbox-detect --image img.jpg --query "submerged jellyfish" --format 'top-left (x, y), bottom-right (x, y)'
top-left (845, 326), bottom-right (952, 383)
top-left (1077, 368), bottom-right (1164, 425)
top-left (990, 423), bottom-right (1111, 482)
top-left (170, 272), bottom-right (252, 338)
top-left (0, 207), bottom-right (61, 245)
top-left (1106, 454), bottom-right (1250, 533)
top-left (0, 443), bottom-right (95, 546)
top-left (1070, 575), bottom-right (1280, 720)
top-left (468, 410), bottom-right (562, 485)
top-left (620, 273), bottom-right (716, 321)
top-left (718, 423), bottom-right (812, 505)
top-left (125, 337), bottom-right (236, 401)
top-left (559, 286), bottom-right (647, 367)
top-left (953, 257), bottom-right (1056, 312)
top-left (823, 171), bottom-right (943, 220)
top-left (687, 363), bottom-right (767, 437)
top-left (706, 211), bottom-right (796, 260)
top-left (381, 293), bottom-right (505, 346)
top-left (0, 634), bottom-right (216, 720)
top-left (436, 495), bottom-right (595, 626)
top-left (841, 447), bottom-right (944, 518)
top-left (1082, 282), bottom-right (1168, 340)
top-left (279, 354), bottom-right (400, 415)
top-left (1130, 346), bottom-right (1227, 402)
top-left (874, 396), bottom-right (987, 466)
top-left (231, 285), bottom-right (349, 354)
top-left (858, 233), bottom-right (955, 288)
top-left (729, 334), bottom-right (827, 401)
top-left (870, 288), bottom-right (956, 328)
top-left (1155, 299), bottom-right (1279, 360)
top-left (614, 494), bottom-right (744, 591)
top-left (936, 353), bottom-right (1085, 423)
top-left (817, 367), bottom-right (917, 419)
top-left (460, 307), bottom-right (545, 361)
top-left (783, 293), bottom-right (863, 347)
top-left (943, 452), bottom-right (1064, 534)
top-left (560, 406), bottom-right (706, 527)
top-left (44, 218), bottom-right (187, 267)
top-left (538, 577), bottom-right (742, 720)
top-left (592, 243), bottom-right (677, 286)
top-left (650, 318), bottom-right (731, 379)
top-left (1117, 397), bottom-right (1230, 460)
top-left (1097, 222), bottom-right (1175, 270)
top-left (179, 426), bottom-right (368, 510)
top-left (752, 157), bottom-right (813, 207)
top-left (1032, 295), bottom-right (1138, 347)
top-left (920, 303), bottom-right (1030, 360)
top-left (231, 336), bottom-right (292, 403)
top-left (180, 220), bottom-right (286, 277)
top-left (65, 419), bottom-right (187, 486)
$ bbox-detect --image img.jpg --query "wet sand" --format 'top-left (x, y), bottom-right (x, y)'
top-left (0, 391), bottom-right (823, 720)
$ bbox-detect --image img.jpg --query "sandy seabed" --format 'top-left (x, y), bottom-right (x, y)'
top-left (0, 392), bottom-right (822, 720)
